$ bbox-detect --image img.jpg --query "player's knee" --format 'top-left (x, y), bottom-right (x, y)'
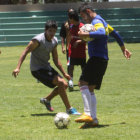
top-left (64, 81), bottom-right (68, 89)
top-left (58, 79), bottom-right (67, 89)
top-left (79, 80), bottom-right (88, 87)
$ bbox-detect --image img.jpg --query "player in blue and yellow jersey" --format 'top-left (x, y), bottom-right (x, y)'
top-left (75, 4), bottom-right (132, 128)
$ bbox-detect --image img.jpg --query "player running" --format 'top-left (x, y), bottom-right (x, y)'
top-left (12, 20), bottom-right (80, 115)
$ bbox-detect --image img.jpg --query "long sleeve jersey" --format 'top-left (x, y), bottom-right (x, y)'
top-left (88, 15), bottom-right (108, 60)
top-left (88, 15), bottom-right (124, 60)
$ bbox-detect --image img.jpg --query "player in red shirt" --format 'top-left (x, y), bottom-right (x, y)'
top-left (67, 10), bottom-right (86, 91)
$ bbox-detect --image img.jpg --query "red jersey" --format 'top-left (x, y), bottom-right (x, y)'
top-left (68, 23), bottom-right (86, 58)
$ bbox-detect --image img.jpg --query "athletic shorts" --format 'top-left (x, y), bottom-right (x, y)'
top-left (31, 67), bottom-right (61, 88)
top-left (69, 57), bottom-right (86, 66)
top-left (80, 56), bottom-right (108, 90)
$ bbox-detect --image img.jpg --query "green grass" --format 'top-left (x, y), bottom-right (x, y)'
top-left (0, 43), bottom-right (140, 140)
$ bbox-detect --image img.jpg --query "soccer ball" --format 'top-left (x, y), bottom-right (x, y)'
top-left (80, 24), bottom-right (95, 42)
top-left (80, 24), bottom-right (95, 32)
top-left (54, 112), bottom-right (71, 129)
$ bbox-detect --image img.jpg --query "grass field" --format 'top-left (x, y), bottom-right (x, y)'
top-left (0, 42), bottom-right (140, 140)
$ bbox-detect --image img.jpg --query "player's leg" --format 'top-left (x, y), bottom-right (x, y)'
top-left (66, 49), bottom-right (69, 73)
top-left (79, 86), bottom-right (99, 129)
top-left (40, 87), bottom-right (59, 111)
top-left (68, 65), bottom-right (74, 91)
top-left (32, 68), bottom-right (59, 112)
top-left (88, 86), bottom-right (97, 121)
top-left (75, 80), bottom-right (94, 123)
top-left (78, 85), bottom-right (99, 129)
top-left (79, 57), bottom-right (108, 128)
top-left (32, 68), bottom-right (80, 114)
top-left (53, 75), bottom-right (70, 109)
top-left (68, 57), bottom-right (75, 91)
top-left (80, 58), bottom-right (86, 74)
top-left (75, 58), bottom-right (95, 123)
top-left (75, 57), bottom-right (102, 124)
top-left (53, 75), bottom-right (80, 115)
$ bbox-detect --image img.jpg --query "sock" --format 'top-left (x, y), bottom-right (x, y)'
top-left (90, 92), bottom-right (97, 119)
top-left (68, 79), bottom-right (73, 87)
top-left (44, 98), bottom-right (50, 103)
top-left (80, 85), bottom-right (91, 116)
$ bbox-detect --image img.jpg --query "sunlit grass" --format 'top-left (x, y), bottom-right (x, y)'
top-left (0, 43), bottom-right (139, 140)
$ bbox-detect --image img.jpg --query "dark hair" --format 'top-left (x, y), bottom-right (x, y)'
top-left (78, 3), bottom-right (95, 13)
top-left (45, 20), bottom-right (57, 30)
top-left (67, 8), bottom-right (74, 14)
top-left (68, 11), bottom-right (79, 22)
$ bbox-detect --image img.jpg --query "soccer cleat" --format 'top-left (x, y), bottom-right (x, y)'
top-left (79, 119), bottom-right (99, 129)
top-left (68, 80), bottom-right (74, 92)
top-left (66, 107), bottom-right (81, 115)
top-left (40, 98), bottom-right (54, 112)
top-left (75, 113), bottom-right (93, 123)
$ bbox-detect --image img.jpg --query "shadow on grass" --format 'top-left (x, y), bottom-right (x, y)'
top-left (69, 89), bottom-right (80, 92)
top-left (31, 113), bottom-right (57, 117)
top-left (80, 122), bottom-right (126, 129)
top-left (68, 85), bottom-right (80, 92)
top-left (80, 124), bottom-right (109, 129)
top-left (74, 84), bottom-right (79, 87)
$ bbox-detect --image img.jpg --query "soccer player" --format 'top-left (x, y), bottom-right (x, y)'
top-left (12, 20), bottom-right (80, 115)
top-left (59, 8), bottom-right (74, 59)
top-left (59, 9), bottom-right (75, 90)
top-left (67, 10), bottom-right (86, 91)
top-left (75, 4), bottom-right (131, 128)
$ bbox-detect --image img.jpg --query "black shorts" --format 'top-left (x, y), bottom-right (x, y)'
top-left (69, 57), bottom-right (86, 67)
top-left (80, 56), bottom-right (108, 90)
top-left (31, 68), bottom-right (61, 88)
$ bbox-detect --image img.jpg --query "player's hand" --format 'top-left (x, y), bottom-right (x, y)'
top-left (12, 68), bottom-right (20, 78)
top-left (121, 46), bottom-right (132, 59)
top-left (62, 48), bottom-right (66, 54)
top-left (78, 30), bottom-right (89, 40)
top-left (63, 73), bottom-right (71, 81)
top-left (123, 49), bottom-right (132, 59)
top-left (78, 29), bottom-right (84, 37)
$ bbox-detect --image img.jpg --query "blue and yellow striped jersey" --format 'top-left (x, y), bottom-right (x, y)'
top-left (88, 15), bottom-right (108, 60)
top-left (88, 15), bottom-right (124, 60)
top-left (108, 24), bottom-right (124, 47)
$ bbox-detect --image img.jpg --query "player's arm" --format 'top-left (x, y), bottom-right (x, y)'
top-left (108, 24), bottom-right (124, 47)
top-left (61, 37), bottom-right (66, 54)
top-left (65, 31), bottom-right (71, 51)
top-left (60, 23), bottom-right (66, 54)
top-left (12, 40), bottom-right (39, 78)
top-left (52, 46), bottom-right (70, 80)
top-left (89, 22), bottom-right (106, 38)
top-left (108, 24), bottom-right (131, 59)
top-left (78, 22), bottom-right (106, 39)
